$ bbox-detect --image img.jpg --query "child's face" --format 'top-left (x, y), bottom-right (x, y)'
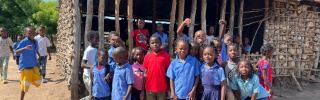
top-left (134, 50), bottom-right (145, 63)
top-left (0, 29), bottom-right (7, 37)
top-left (137, 20), bottom-right (145, 29)
top-left (227, 46), bottom-right (238, 58)
top-left (25, 29), bottom-right (36, 40)
top-left (91, 36), bottom-right (99, 47)
top-left (150, 37), bottom-right (161, 52)
top-left (156, 24), bottom-right (163, 33)
top-left (189, 43), bottom-right (199, 57)
top-left (267, 49), bottom-right (275, 58)
top-left (234, 37), bottom-right (240, 44)
top-left (97, 51), bottom-right (108, 65)
top-left (194, 31), bottom-right (206, 44)
top-left (198, 47), bottom-right (204, 62)
top-left (244, 38), bottom-right (249, 44)
top-left (209, 27), bottom-right (214, 35)
top-left (224, 35), bottom-right (233, 45)
top-left (203, 47), bottom-right (217, 64)
top-left (38, 27), bottom-right (45, 36)
top-left (113, 54), bottom-right (127, 64)
top-left (213, 41), bottom-right (222, 53)
top-left (17, 36), bottom-right (22, 42)
top-left (238, 61), bottom-right (250, 76)
top-left (175, 41), bottom-right (189, 59)
top-left (109, 35), bottom-right (120, 47)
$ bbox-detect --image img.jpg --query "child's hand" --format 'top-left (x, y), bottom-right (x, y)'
top-left (187, 90), bottom-right (196, 100)
top-left (218, 19), bottom-right (227, 25)
top-left (140, 91), bottom-right (145, 100)
top-left (104, 74), bottom-right (111, 83)
top-left (122, 97), bottom-right (128, 100)
top-left (24, 45), bottom-right (32, 50)
top-left (269, 88), bottom-right (273, 95)
top-left (172, 94), bottom-right (179, 100)
top-left (183, 18), bottom-right (192, 27)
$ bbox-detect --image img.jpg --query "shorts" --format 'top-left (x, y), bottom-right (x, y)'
top-left (21, 66), bottom-right (41, 92)
top-left (146, 91), bottom-right (167, 100)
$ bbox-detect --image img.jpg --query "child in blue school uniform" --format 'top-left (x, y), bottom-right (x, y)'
top-left (111, 47), bottom-right (134, 100)
top-left (12, 36), bottom-right (22, 69)
top-left (166, 38), bottom-right (200, 100)
top-left (90, 49), bottom-right (113, 100)
top-left (201, 45), bottom-right (226, 100)
top-left (230, 60), bottom-right (269, 100)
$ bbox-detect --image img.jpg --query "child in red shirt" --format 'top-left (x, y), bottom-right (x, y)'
top-left (132, 18), bottom-right (149, 50)
top-left (141, 36), bottom-right (171, 100)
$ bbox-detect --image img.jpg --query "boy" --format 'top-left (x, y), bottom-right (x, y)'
top-left (242, 37), bottom-right (251, 54)
top-left (111, 47), bottom-right (134, 100)
top-left (0, 27), bottom-right (15, 84)
top-left (218, 19), bottom-right (231, 62)
top-left (176, 18), bottom-right (207, 44)
top-left (142, 36), bottom-right (171, 100)
top-left (81, 32), bottom-right (99, 96)
top-left (132, 18), bottom-right (149, 50)
top-left (152, 23), bottom-right (168, 51)
top-left (15, 27), bottom-right (41, 100)
top-left (108, 31), bottom-right (125, 70)
top-left (12, 36), bottom-right (23, 70)
top-left (34, 26), bottom-right (51, 83)
top-left (206, 26), bottom-right (215, 44)
top-left (89, 49), bottom-right (113, 100)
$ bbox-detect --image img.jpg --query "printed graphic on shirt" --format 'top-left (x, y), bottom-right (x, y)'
top-left (228, 67), bottom-right (237, 82)
top-left (0, 39), bottom-right (9, 46)
top-left (138, 33), bottom-right (147, 44)
top-left (134, 68), bottom-right (144, 75)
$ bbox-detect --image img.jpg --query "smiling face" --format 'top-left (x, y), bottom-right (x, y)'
top-left (203, 47), bottom-right (217, 64)
top-left (24, 28), bottom-right (36, 40)
top-left (176, 41), bottom-right (189, 59)
top-left (134, 49), bottom-right (145, 63)
top-left (194, 30), bottom-right (206, 44)
top-left (238, 61), bottom-right (250, 76)
top-left (97, 51), bottom-right (108, 65)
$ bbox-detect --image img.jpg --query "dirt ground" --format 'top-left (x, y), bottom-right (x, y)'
top-left (0, 53), bottom-right (70, 100)
top-left (273, 82), bottom-right (320, 100)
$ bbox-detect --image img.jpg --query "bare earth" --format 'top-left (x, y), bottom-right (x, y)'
top-left (0, 53), bottom-right (70, 100)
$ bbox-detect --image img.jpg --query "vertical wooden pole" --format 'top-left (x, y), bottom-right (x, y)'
top-left (264, 0), bottom-right (269, 43)
top-left (219, 0), bottom-right (227, 37)
top-left (169, 0), bottom-right (177, 55)
top-left (71, 0), bottom-right (80, 99)
top-left (128, 0), bottom-right (133, 54)
top-left (201, 0), bottom-right (207, 33)
top-left (115, 0), bottom-right (121, 34)
top-left (152, 0), bottom-right (157, 33)
top-left (98, 0), bottom-right (105, 49)
top-left (239, 0), bottom-right (244, 56)
top-left (214, 0), bottom-right (219, 36)
top-left (84, 0), bottom-right (93, 48)
top-left (178, 0), bottom-right (185, 26)
top-left (188, 0), bottom-right (197, 40)
top-left (229, 0), bottom-right (235, 35)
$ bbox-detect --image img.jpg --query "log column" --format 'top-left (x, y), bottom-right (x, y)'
top-left (115, 0), bottom-right (121, 34)
top-left (84, 0), bottom-right (93, 48)
top-left (239, 0), bottom-right (244, 55)
top-left (128, 0), bottom-right (133, 54)
top-left (98, 0), bottom-right (105, 49)
top-left (169, 0), bottom-right (177, 55)
top-left (229, 0), bottom-right (235, 35)
top-left (188, 0), bottom-right (197, 40)
top-left (201, 0), bottom-right (207, 33)
top-left (219, 0), bottom-right (227, 37)
top-left (178, 0), bottom-right (185, 26)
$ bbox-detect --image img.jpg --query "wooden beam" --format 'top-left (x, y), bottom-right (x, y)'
top-left (98, 0), bottom-right (105, 49)
top-left (201, 0), bottom-right (207, 33)
top-left (219, 0), bottom-right (227, 37)
top-left (229, 0), bottom-right (235, 35)
top-left (152, 0), bottom-right (157, 33)
top-left (169, 0), bottom-right (177, 55)
top-left (128, 0), bottom-right (133, 54)
top-left (115, 0), bottom-right (121, 34)
top-left (239, 0), bottom-right (244, 56)
top-left (188, 0), bottom-right (197, 40)
top-left (178, 0), bottom-right (185, 26)
top-left (84, 0), bottom-right (93, 48)
top-left (215, 0), bottom-right (219, 37)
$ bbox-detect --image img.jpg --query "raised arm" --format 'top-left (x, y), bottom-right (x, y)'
top-left (176, 18), bottom-right (191, 37)
top-left (218, 19), bottom-right (227, 39)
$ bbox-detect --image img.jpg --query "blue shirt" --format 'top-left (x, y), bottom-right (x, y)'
top-left (108, 46), bottom-right (117, 70)
top-left (230, 74), bottom-right (269, 100)
top-left (182, 34), bottom-right (191, 42)
top-left (12, 41), bottom-right (20, 56)
top-left (166, 55), bottom-right (200, 99)
top-left (153, 32), bottom-right (168, 43)
top-left (17, 37), bottom-right (39, 70)
top-left (201, 63), bottom-right (226, 85)
top-left (92, 63), bottom-right (111, 98)
top-left (220, 38), bottom-right (229, 62)
top-left (112, 62), bottom-right (134, 100)
top-left (245, 45), bottom-right (251, 52)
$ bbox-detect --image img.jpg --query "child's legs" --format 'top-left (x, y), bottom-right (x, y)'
top-left (131, 88), bottom-right (141, 100)
top-left (0, 57), bottom-right (4, 78)
top-left (227, 91), bottom-right (236, 100)
top-left (1, 56), bottom-right (9, 80)
top-left (146, 91), bottom-right (157, 100)
top-left (20, 67), bottom-right (42, 92)
top-left (38, 56), bottom-right (47, 78)
top-left (16, 56), bottom-right (20, 66)
top-left (82, 74), bottom-right (90, 92)
top-left (155, 91), bottom-right (167, 100)
top-left (31, 67), bottom-right (42, 87)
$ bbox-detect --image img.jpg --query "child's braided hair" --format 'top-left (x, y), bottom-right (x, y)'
top-left (203, 45), bottom-right (220, 66)
top-left (260, 44), bottom-right (274, 56)
top-left (210, 37), bottom-right (222, 46)
top-left (236, 59), bottom-right (255, 79)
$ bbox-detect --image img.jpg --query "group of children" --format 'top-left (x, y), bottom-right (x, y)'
top-left (81, 18), bottom-right (275, 100)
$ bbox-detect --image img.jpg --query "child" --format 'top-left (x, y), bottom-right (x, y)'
top-left (89, 49), bottom-right (113, 100)
top-left (130, 47), bottom-right (146, 100)
top-left (198, 43), bottom-right (207, 64)
top-left (210, 37), bottom-right (223, 65)
top-left (242, 37), bottom-right (251, 54)
top-left (257, 44), bottom-right (274, 100)
top-left (189, 41), bottom-right (199, 57)
top-left (142, 36), bottom-right (171, 100)
top-left (132, 18), bottom-right (150, 50)
top-left (176, 18), bottom-right (207, 44)
top-left (81, 32), bottom-right (99, 95)
top-left (201, 45), bottom-right (226, 100)
top-left (111, 47), bottom-right (134, 100)
top-left (152, 23), bottom-right (168, 51)
top-left (220, 33), bottom-right (233, 62)
top-left (0, 27), bottom-right (15, 83)
top-left (12, 36), bottom-right (22, 69)
top-left (167, 37), bottom-right (200, 100)
top-left (206, 25), bottom-right (215, 45)
top-left (15, 27), bottom-right (41, 99)
top-left (221, 43), bottom-right (240, 100)
top-left (108, 32), bottom-right (125, 69)
top-left (230, 60), bottom-right (269, 100)
top-left (34, 26), bottom-right (52, 83)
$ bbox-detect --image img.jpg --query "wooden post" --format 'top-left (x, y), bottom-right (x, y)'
top-left (84, 0), bottom-right (93, 48)
top-left (264, 0), bottom-right (269, 43)
top-left (71, 0), bottom-right (81, 99)
top-left (128, 0), bottom-right (133, 54)
top-left (239, 0), bottom-right (244, 56)
top-left (169, 0), bottom-right (177, 55)
top-left (219, 0), bottom-right (227, 37)
top-left (152, 0), bottom-right (157, 33)
top-left (214, 0), bottom-right (219, 36)
top-left (98, 0), bottom-right (105, 49)
top-left (115, 0), bottom-right (121, 34)
top-left (178, 0), bottom-right (185, 26)
top-left (188, 0), bottom-right (197, 40)
top-left (201, 0), bottom-right (207, 33)
top-left (229, 0), bottom-right (235, 35)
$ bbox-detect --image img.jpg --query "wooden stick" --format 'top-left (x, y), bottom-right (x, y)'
top-left (188, 0), bottom-right (197, 40)
top-left (128, 0), bottom-right (133, 55)
top-left (201, 0), bottom-right (207, 33)
top-left (178, 0), bottom-right (185, 26)
top-left (238, 0), bottom-right (244, 56)
top-left (115, 0), bottom-right (121, 34)
top-left (84, 0), bottom-right (93, 48)
top-left (152, 0), bottom-right (157, 33)
top-left (219, 0), bottom-right (227, 37)
top-left (229, 0), bottom-right (235, 35)
top-left (264, 0), bottom-right (269, 44)
top-left (291, 70), bottom-right (303, 91)
top-left (98, 0), bottom-right (105, 49)
top-left (169, 0), bottom-right (177, 55)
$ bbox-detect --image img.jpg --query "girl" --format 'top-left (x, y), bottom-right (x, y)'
top-left (198, 44), bottom-right (207, 64)
top-left (206, 26), bottom-right (215, 45)
top-left (230, 60), bottom-right (269, 100)
top-left (201, 45), bottom-right (226, 100)
top-left (167, 37), bottom-right (200, 100)
top-left (189, 41), bottom-right (200, 57)
top-left (221, 43), bottom-right (240, 100)
top-left (257, 44), bottom-right (274, 100)
top-left (210, 37), bottom-right (223, 65)
top-left (130, 47), bottom-right (147, 100)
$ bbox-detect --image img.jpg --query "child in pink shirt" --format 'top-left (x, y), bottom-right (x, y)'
top-left (210, 37), bottom-right (223, 65)
top-left (130, 47), bottom-right (146, 100)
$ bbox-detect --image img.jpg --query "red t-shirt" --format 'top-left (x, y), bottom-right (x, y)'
top-left (143, 50), bottom-right (171, 92)
top-left (132, 29), bottom-right (149, 50)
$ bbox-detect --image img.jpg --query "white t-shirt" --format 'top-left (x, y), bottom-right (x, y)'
top-left (34, 35), bottom-right (51, 56)
top-left (0, 37), bottom-right (13, 57)
top-left (82, 45), bottom-right (97, 76)
top-left (206, 35), bottom-right (215, 45)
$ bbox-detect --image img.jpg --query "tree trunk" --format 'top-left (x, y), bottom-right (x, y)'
top-left (98, 0), bottom-right (105, 49)
top-left (188, 0), bottom-right (197, 40)
top-left (239, 0), bottom-right (244, 56)
top-left (219, 0), bottom-right (227, 37)
top-left (229, 0), bottom-right (235, 35)
top-left (115, 0), bottom-right (121, 34)
top-left (128, 0), bottom-right (133, 54)
top-left (178, 0), bottom-right (185, 26)
top-left (201, 0), bottom-right (207, 33)
top-left (152, 0), bottom-right (157, 33)
top-left (264, 0), bottom-right (269, 43)
top-left (214, 0), bottom-right (219, 37)
top-left (169, 0), bottom-right (177, 55)
top-left (84, 0), bottom-right (93, 48)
